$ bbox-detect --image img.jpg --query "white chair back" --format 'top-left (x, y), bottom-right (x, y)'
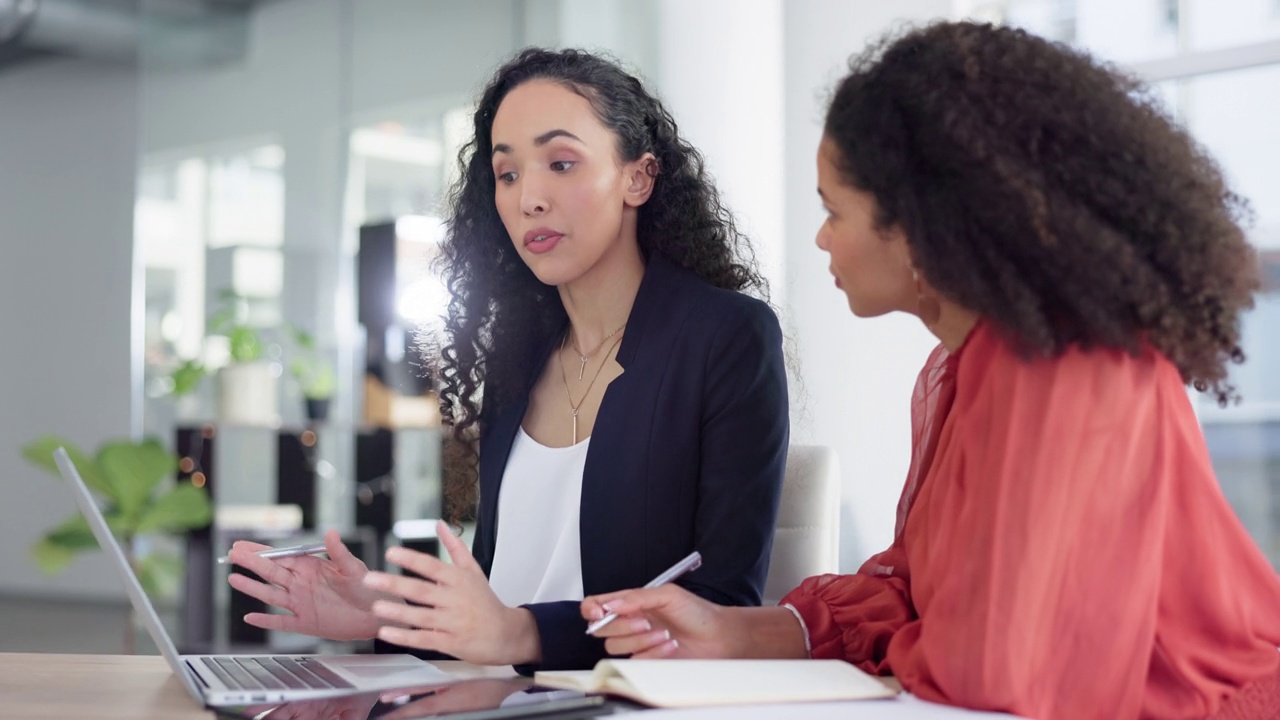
top-left (763, 445), bottom-right (841, 605)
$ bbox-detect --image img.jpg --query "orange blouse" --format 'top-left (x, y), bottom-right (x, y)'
top-left (783, 321), bottom-right (1280, 719)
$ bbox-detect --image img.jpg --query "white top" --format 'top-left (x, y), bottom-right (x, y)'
top-left (487, 427), bottom-right (589, 606)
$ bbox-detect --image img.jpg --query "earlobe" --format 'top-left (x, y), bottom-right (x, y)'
top-left (624, 154), bottom-right (659, 208)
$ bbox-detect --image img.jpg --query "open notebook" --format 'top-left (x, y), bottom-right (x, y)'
top-left (534, 659), bottom-right (896, 708)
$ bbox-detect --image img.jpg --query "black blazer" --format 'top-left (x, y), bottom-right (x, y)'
top-left (473, 256), bottom-right (789, 672)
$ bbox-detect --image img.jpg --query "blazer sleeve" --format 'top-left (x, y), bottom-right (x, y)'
top-left (685, 300), bottom-right (788, 606)
top-left (513, 300), bottom-right (789, 675)
top-left (513, 601), bottom-right (605, 674)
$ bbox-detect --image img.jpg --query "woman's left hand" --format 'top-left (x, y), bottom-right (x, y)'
top-left (362, 521), bottom-right (541, 666)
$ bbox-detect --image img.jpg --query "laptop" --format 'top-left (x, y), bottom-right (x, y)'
top-left (53, 446), bottom-right (455, 707)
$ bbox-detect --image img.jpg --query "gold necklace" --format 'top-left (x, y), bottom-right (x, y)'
top-left (569, 323), bottom-right (627, 380)
top-left (560, 329), bottom-right (625, 444)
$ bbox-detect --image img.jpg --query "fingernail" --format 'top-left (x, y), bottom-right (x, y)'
top-left (670, 638), bottom-right (679, 650)
top-left (662, 629), bottom-right (671, 641)
top-left (633, 619), bottom-right (651, 633)
top-left (601, 602), bottom-right (616, 613)
top-left (587, 607), bottom-right (603, 620)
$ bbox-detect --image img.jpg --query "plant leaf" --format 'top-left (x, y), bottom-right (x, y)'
top-left (44, 514), bottom-right (100, 551)
top-left (31, 537), bottom-right (78, 574)
top-left (98, 439), bottom-right (178, 521)
top-left (292, 325), bottom-right (315, 349)
top-left (170, 359), bottom-right (206, 397)
top-left (136, 552), bottom-right (183, 598)
top-left (228, 326), bottom-right (262, 363)
top-left (20, 436), bottom-right (111, 496)
top-left (31, 513), bottom-right (106, 574)
top-left (136, 483), bottom-right (212, 534)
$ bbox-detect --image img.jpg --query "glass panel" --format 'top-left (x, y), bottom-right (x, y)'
top-left (1186, 0), bottom-right (1280, 53)
top-left (960, 0), bottom-right (1280, 62)
top-left (1176, 64), bottom-right (1280, 567)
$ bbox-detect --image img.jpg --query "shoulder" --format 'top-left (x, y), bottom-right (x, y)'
top-left (956, 321), bottom-right (1180, 417)
top-left (650, 260), bottom-right (780, 337)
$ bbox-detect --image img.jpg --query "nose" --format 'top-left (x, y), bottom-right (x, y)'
top-left (520, 173), bottom-right (548, 217)
top-left (815, 225), bottom-right (831, 252)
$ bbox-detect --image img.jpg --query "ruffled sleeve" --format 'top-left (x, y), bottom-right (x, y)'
top-left (781, 546), bottom-right (914, 673)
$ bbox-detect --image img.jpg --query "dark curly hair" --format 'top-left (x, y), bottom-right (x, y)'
top-left (824, 21), bottom-right (1258, 405)
top-left (429, 47), bottom-right (767, 522)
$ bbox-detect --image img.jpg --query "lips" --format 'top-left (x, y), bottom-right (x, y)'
top-left (523, 228), bottom-right (563, 255)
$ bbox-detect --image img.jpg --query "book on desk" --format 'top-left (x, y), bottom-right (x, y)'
top-left (534, 659), bottom-right (897, 708)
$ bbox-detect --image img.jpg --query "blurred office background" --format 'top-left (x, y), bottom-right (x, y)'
top-left (0, 0), bottom-right (1276, 653)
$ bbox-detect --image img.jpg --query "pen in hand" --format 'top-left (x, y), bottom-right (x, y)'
top-left (585, 550), bottom-right (702, 635)
top-left (216, 542), bottom-right (328, 565)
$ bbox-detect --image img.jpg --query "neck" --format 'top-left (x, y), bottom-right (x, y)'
top-left (927, 300), bottom-right (981, 352)
top-left (558, 230), bottom-right (645, 350)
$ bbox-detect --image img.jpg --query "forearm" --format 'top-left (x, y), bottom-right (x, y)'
top-left (725, 606), bottom-right (808, 659)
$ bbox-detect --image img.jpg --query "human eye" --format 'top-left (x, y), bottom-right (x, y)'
top-left (495, 170), bottom-right (517, 184)
top-left (549, 160), bottom-right (577, 172)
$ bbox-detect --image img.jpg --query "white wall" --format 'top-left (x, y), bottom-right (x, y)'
top-left (783, 0), bottom-right (951, 568)
top-left (656, 0), bottom-right (786, 297)
top-left (0, 59), bottom-right (139, 600)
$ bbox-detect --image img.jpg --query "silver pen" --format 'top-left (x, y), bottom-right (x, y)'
top-left (216, 542), bottom-right (328, 565)
top-left (585, 550), bottom-right (702, 635)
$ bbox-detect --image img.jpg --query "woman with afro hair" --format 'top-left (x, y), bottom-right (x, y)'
top-left (584, 21), bottom-right (1280, 720)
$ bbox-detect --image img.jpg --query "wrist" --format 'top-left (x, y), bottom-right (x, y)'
top-left (730, 606), bottom-right (809, 659)
top-left (504, 607), bottom-right (542, 666)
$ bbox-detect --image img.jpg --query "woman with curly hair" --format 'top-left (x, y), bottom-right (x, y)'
top-left (226, 48), bottom-right (788, 672)
top-left (583, 21), bottom-right (1280, 719)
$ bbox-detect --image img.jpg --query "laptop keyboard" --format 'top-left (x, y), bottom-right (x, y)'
top-left (200, 656), bottom-right (355, 691)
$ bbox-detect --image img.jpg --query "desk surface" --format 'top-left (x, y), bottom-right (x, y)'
top-left (1, 652), bottom-right (1015, 720)
top-left (0, 652), bottom-right (516, 720)
top-left (2, 652), bottom-right (207, 719)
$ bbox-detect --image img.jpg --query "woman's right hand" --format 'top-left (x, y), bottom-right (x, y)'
top-left (226, 530), bottom-right (390, 641)
top-left (581, 584), bottom-right (736, 659)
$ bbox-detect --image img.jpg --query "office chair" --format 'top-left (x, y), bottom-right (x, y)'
top-left (763, 445), bottom-right (841, 605)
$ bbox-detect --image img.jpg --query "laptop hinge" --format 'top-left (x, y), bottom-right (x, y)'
top-left (184, 659), bottom-right (212, 689)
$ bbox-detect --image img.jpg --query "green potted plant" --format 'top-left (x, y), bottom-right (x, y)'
top-left (168, 289), bottom-right (277, 425)
top-left (289, 327), bottom-right (336, 422)
top-left (21, 435), bottom-right (212, 654)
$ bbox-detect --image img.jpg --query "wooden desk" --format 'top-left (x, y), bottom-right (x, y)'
top-left (2, 652), bottom-right (1010, 720)
top-left (0, 652), bottom-right (519, 720)
top-left (1, 653), bottom-right (210, 719)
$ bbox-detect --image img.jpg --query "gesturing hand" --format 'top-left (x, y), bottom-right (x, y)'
top-left (580, 584), bottom-right (733, 659)
top-left (363, 521), bottom-right (541, 666)
top-left (226, 530), bottom-right (387, 641)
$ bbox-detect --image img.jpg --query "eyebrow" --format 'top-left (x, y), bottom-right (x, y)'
top-left (492, 129), bottom-right (584, 157)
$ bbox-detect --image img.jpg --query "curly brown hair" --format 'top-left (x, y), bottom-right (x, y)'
top-left (428, 48), bottom-right (767, 523)
top-left (824, 21), bottom-right (1259, 405)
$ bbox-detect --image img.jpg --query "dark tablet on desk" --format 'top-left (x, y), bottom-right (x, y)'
top-left (211, 677), bottom-right (611, 720)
